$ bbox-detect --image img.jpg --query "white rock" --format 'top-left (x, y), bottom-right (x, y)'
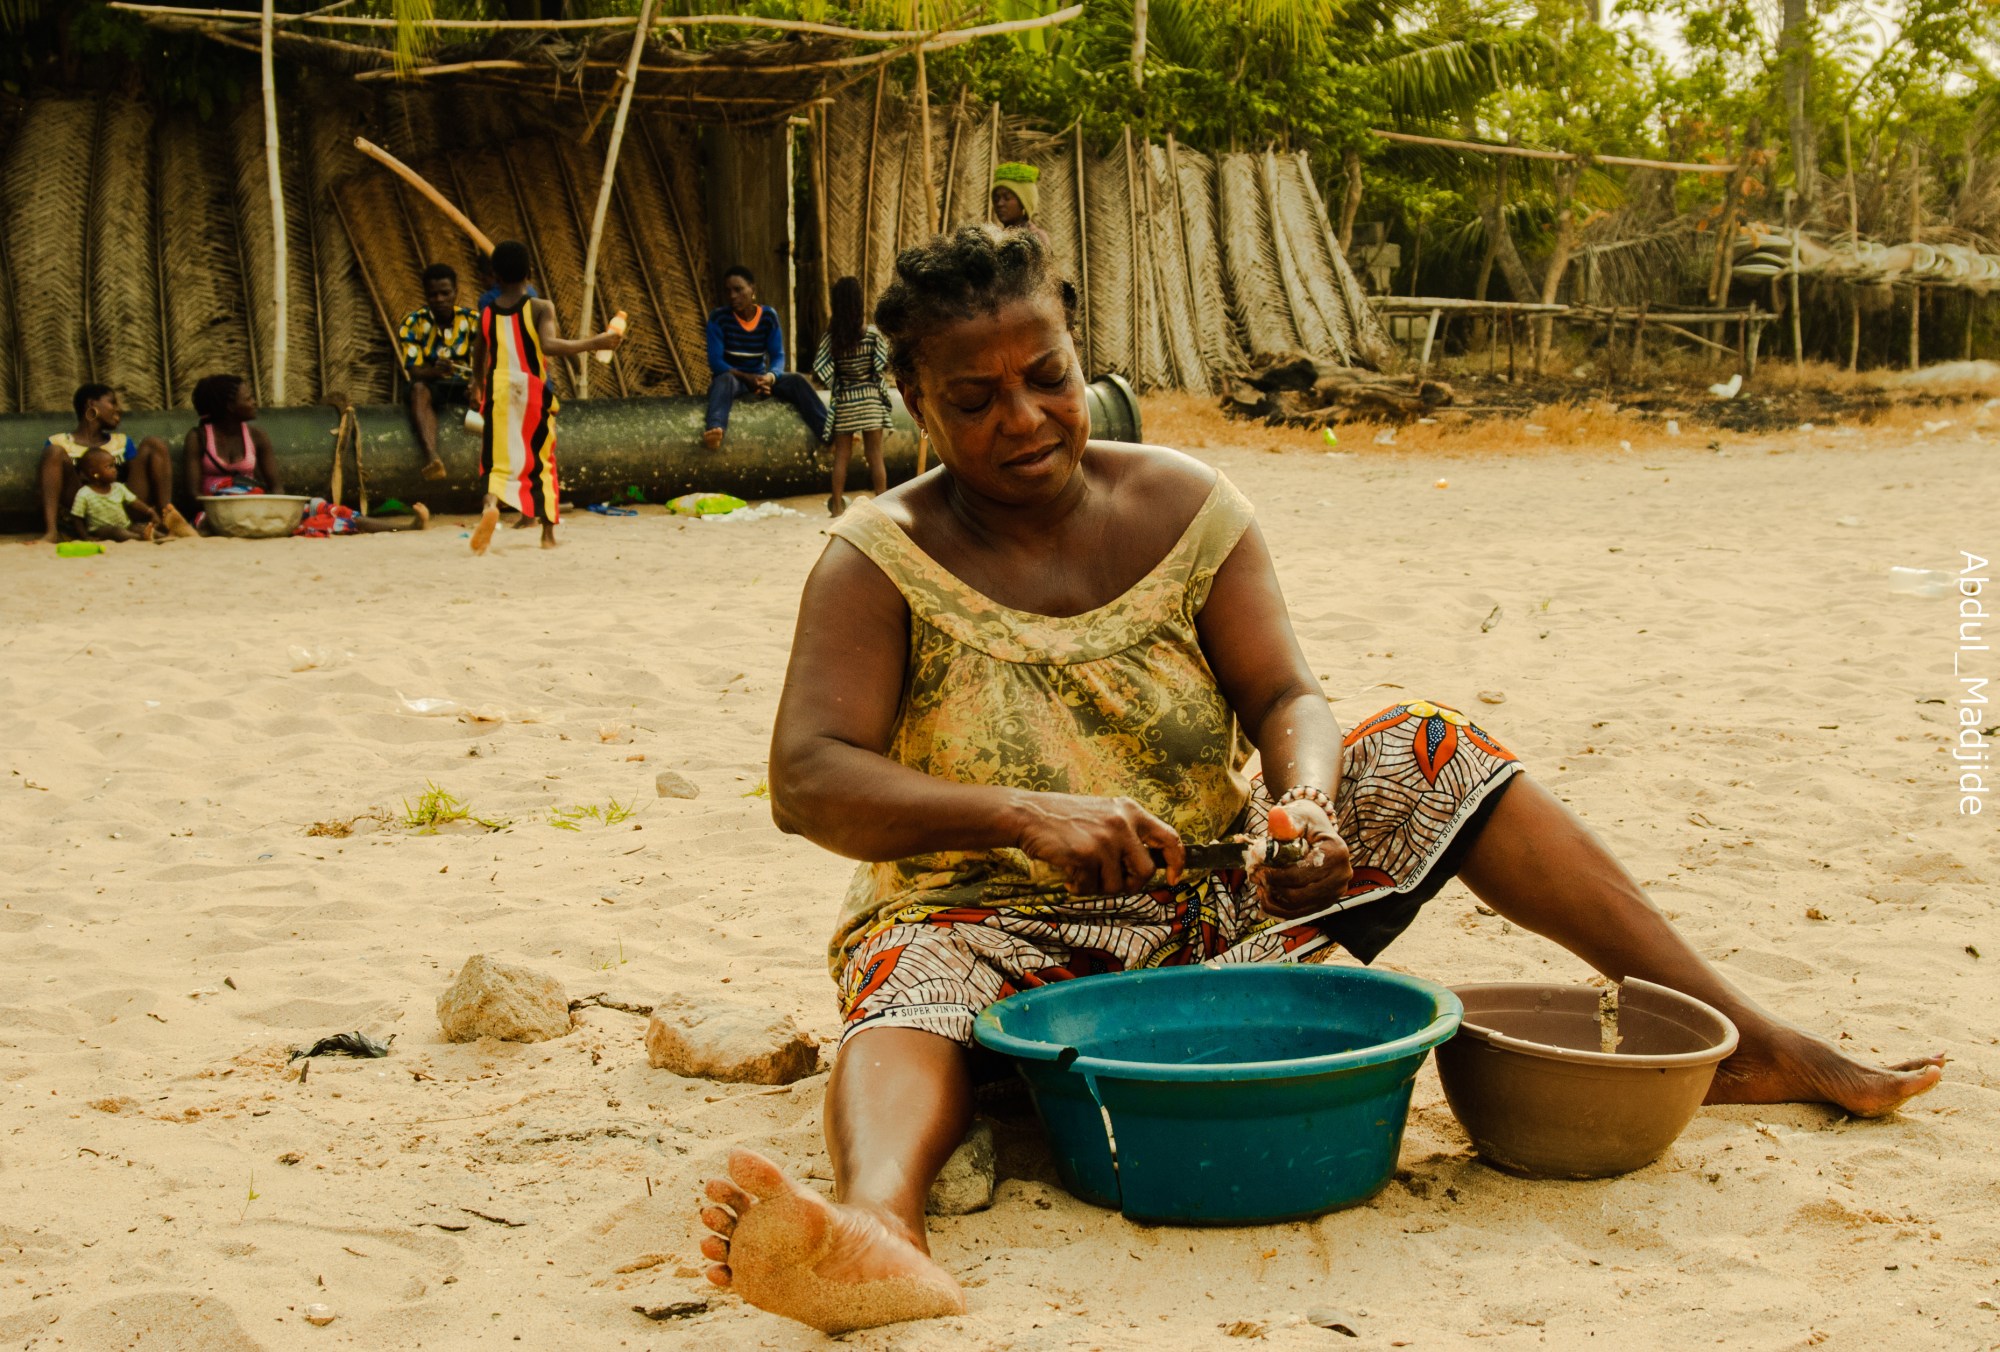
top-left (303, 1303), bottom-right (336, 1327)
top-left (926, 1120), bottom-right (996, 1216)
top-left (644, 993), bottom-right (817, 1084)
top-left (654, 770), bottom-right (700, 800)
top-left (437, 954), bottom-right (572, 1043)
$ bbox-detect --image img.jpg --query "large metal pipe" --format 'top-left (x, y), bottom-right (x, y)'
top-left (0, 375), bottom-right (1141, 521)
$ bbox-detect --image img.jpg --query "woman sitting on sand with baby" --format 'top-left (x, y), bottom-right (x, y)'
top-left (697, 225), bottom-right (1944, 1337)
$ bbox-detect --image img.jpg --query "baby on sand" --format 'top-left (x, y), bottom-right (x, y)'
top-left (70, 447), bottom-right (162, 542)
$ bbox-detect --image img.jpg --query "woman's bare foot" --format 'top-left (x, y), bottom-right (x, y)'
top-left (1707, 1027), bottom-right (1944, 1117)
top-left (470, 504), bottom-right (499, 554)
top-left (421, 457), bottom-right (448, 481)
top-left (511, 514), bottom-right (537, 530)
top-left (827, 494), bottom-right (846, 518)
top-left (161, 505), bottom-right (198, 539)
top-left (539, 523), bottom-right (559, 549)
top-left (699, 1149), bottom-right (964, 1335)
top-left (411, 504), bottom-right (431, 530)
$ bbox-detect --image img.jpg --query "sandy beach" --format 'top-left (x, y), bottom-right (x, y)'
top-left (2, 402), bottom-right (1996, 1351)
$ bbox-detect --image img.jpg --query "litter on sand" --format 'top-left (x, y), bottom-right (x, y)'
top-left (700, 501), bottom-right (802, 524)
top-left (287, 1031), bottom-right (395, 1062)
top-left (584, 502), bottom-right (638, 517)
top-left (668, 492), bottom-right (748, 516)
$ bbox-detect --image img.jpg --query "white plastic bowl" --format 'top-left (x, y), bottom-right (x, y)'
top-left (199, 494), bottom-right (310, 539)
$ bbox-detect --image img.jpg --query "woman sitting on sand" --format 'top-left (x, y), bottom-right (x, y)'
top-left (698, 225), bottom-right (1942, 1337)
top-left (184, 374), bottom-right (428, 537)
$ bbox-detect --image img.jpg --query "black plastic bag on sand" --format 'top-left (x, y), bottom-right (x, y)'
top-left (288, 1031), bottom-right (395, 1063)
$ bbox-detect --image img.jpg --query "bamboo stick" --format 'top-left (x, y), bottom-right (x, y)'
top-left (1075, 122), bottom-right (1093, 374)
top-left (1369, 129), bottom-right (1738, 174)
top-left (1845, 117), bottom-right (1861, 370)
top-left (940, 85), bottom-right (968, 226)
top-left (1785, 188), bottom-right (1803, 375)
top-left (553, 136), bottom-right (630, 398)
top-left (861, 66), bottom-right (888, 305)
top-left (812, 104), bottom-right (832, 324)
top-left (915, 46), bottom-right (937, 233)
top-left (1909, 145), bottom-right (1922, 370)
top-left (578, 0), bottom-right (655, 399)
top-left (353, 137), bottom-right (495, 254)
top-left (262, 0), bottom-right (289, 405)
top-left (1124, 126), bottom-right (1143, 383)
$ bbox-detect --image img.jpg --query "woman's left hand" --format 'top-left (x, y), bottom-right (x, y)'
top-left (1253, 799), bottom-right (1353, 919)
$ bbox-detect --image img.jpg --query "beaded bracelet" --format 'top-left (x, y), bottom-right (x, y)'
top-left (1274, 784), bottom-right (1334, 817)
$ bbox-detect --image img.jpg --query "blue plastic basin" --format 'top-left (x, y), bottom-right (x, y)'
top-left (973, 964), bottom-right (1462, 1224)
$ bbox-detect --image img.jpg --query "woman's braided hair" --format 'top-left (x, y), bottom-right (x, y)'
top-left (873, 224), bottom-right (1077, 384)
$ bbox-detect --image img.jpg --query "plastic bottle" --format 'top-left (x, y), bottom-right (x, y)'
top-left (595, 311), bottom-right (628, 365)
top-left (1887, 566), bottom-right (1953, 598)
top-left (55, 541), bottom-right (103, 557)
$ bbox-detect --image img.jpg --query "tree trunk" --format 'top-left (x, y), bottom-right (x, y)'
top-left (1474, 159), bottom-right (1506, 303)
top-left (1132, 0), bottom-right (1148, 89)
top-left (1779, 0), bottom-right (1816, 214)
top-left (1481, 168), bottom-right (1536, 305)
top-left (1535, 167), bottom-right (1580, 365)
top-left (1337, 147), bottom-right (1362, 255)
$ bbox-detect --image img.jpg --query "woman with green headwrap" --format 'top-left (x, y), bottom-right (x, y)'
top-left (991, 161), bottom-right (1050, 247)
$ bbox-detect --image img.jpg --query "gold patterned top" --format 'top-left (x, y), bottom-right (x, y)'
top-left (823, 471), bottom-right (1257, 971)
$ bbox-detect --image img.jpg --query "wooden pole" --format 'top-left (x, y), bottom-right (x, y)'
top-left (577, 0), bottom-right (656, 398)
top-left (812, 104), bottom-right (832, 325)
top-left (1367, 128), bottom-right (1739, 174)
top-left (861, 66), bottom-right (887, 303)
top-left (913, 0), bottom-right (937, 235)
top-left (1075, 122), bottom-right (1093, 374)
top-left (939, 85), bottom-right (967, 227)
top-left (353, 137), bottom-right (495, 253)
top-left (1784, 188), bottom-right (1803, 376)
top-left (1844, 118), bottom-right (1861, 370)
top-left (1908, 145), bottom-right (1923, 370)
top-left (261, 0), bottom-right (288, 405)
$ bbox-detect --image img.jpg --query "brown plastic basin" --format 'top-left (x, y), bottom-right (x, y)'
top-left (1435, 978), bottom-right (1739, 1180)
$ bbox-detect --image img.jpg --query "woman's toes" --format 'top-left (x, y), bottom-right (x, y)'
top-left (700, 1234), bottom-right (730, 1263)
top-left (705, 1264), bottom-right (733, 1288)
top-left (727, 1148), bottom-right (794, 1200)
top-left (701, 1206), bottom-right (738, 1237)
top-left (705, 1179), bottom-right (754, 1215)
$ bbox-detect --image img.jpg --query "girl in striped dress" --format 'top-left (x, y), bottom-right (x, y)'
top-left (468, 240), bottom-right (623, 552)
top-left (812, 276), bottom-right (892, 518)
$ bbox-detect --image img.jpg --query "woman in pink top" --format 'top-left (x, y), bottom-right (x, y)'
top-left (183, 374), bottom-right (278, 498)
top-left (180, 374), bottom-right (428, 537)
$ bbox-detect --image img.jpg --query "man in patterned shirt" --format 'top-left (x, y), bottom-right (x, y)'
top-left (398, 263), bottom-right (477, 481)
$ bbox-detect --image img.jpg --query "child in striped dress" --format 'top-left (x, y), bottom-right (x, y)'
top-left (468, 240), bottom-right (623, 553)
top-left (812, 276), bottom-right (892, 518)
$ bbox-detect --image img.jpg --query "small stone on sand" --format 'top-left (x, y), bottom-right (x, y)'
top-left (437, 954), bottom-right (572, 1043)
top-left (303, 1303), bottom-right (335, 1327)
top-left (926, 1120), bottom-right (996, 1216)
top-left (655, 771), bottom-right (700, 800)
top-left (644, 993), bottom-right (817, 1084)
top-left (1477, 690), bottom-right (1506, 704)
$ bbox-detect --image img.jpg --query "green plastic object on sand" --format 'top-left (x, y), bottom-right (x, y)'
top-left (374, 498), bottom-right (409, 515)
top-left (625, 484), bottom-right (645, 501)
top-left (56, 541), bottom-right (103, 557)
top-left (667, 491), bottom-right (747, 516)
top-left (974, 964), bottom-right (1461, 1223)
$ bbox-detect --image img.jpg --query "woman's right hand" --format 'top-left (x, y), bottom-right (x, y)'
top-left (1011, 792), bottom-right (1184, 896)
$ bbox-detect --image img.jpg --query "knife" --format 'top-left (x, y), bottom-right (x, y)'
top-left (1151, 837), bottom-right (1310, 874)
